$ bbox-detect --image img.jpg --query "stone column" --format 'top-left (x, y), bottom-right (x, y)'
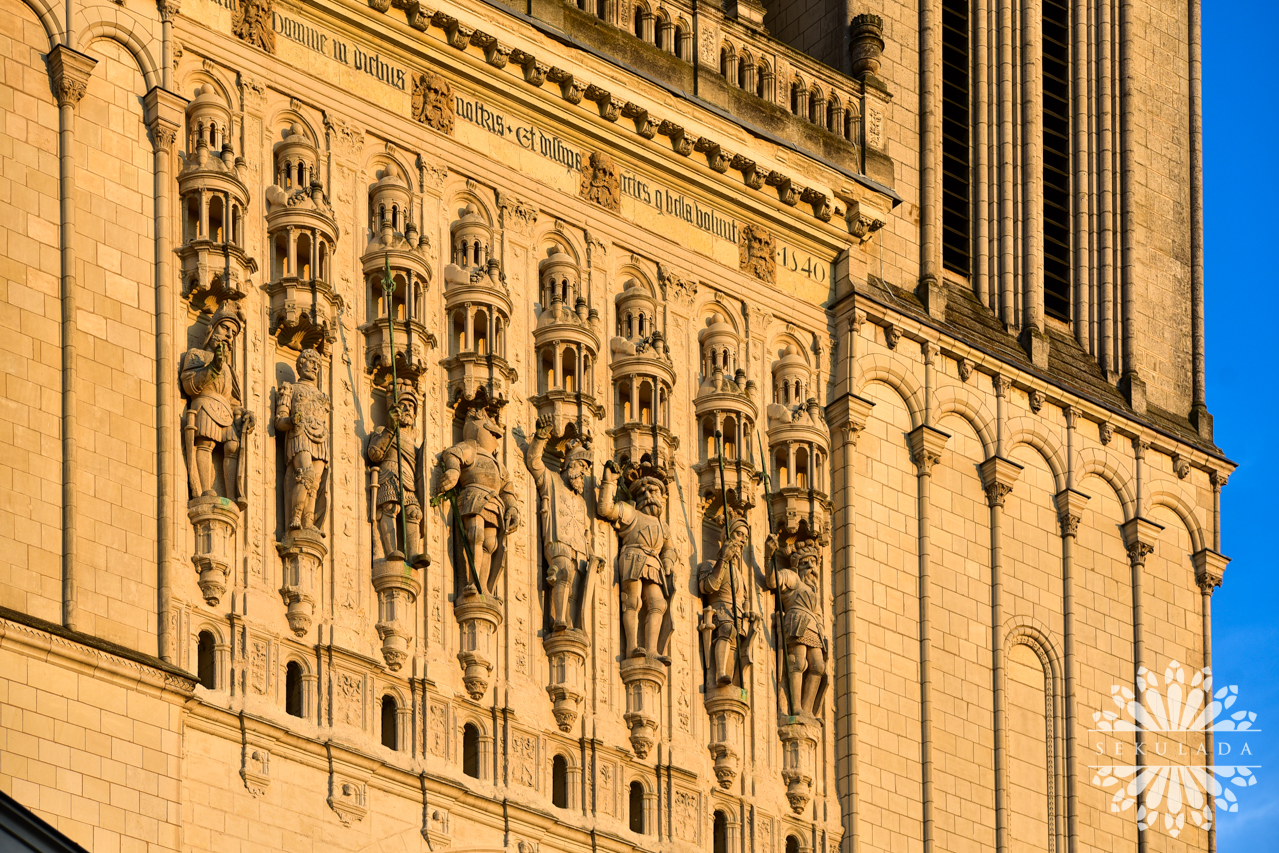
top-left (1019, 0), bottom-right (1047, 367)
top-left (46, 45), bottom-right (97, 633)
top-left (1054, 484), bottom-right (1087, 853)
top-left (918, 0), bottom-right (944, 320)
top-left (980, 452), bottom-right (1022, 853)
top-left (907, 421), bottom-right (949, 853)
top-left (145, 85), bottom-right (186, 660)
top-left (1193, 546), bottom-right (1228, 853)
top-left (1121, 510), bottom-right (1164, 850)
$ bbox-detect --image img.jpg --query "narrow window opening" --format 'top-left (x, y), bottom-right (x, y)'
top-left (785, 836), bottom-right (800, 853)
top-left (551, 755), bottom-right (569, 808)
top-left (462, 723), bottom-right (481, 778)
top-left (713, 811), bottom-right (728, 853)
top-left (381, 695), bottom-right (398, 750)
top-left (941, 0), bottom-right (971, 277)
top-left (628, 781), bottom-right (645, 833)
top-left (285, 661), bottom-right (304, 717)
top-left (1043, 0), bottom-right (1072, 321)
top-left (197, 631), bottom-right (216, 690)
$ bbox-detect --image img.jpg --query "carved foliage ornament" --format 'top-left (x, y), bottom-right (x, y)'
top-left (412, 71), bottom-right (455, 135)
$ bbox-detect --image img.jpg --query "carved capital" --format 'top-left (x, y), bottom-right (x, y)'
top-left (1210, 470), bottom-right (1229, 491)
top-left (144, 86), bottom-right (186, 154)
top-left (159, 0), bottom-right (182, 21)
top-left (47, 45), bottom-right (97, 109)
top-left (1120, 517), bottom-right (1164, 568)
top-left (979, 456), bottom-right (1023, 509)
top-left (1062, 405), bottom-right (1078, 430)
top-left (993, 374), bottom-right (1012, 398)
top-left (1192, 549), bottom-right (1229, 594)
top-left (908, 425), bottom-right (950, 477)
top-left (1053, 488), bottom-right (1090, 539)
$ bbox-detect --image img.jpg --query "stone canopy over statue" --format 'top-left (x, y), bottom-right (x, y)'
top-left (524, 415), bottom-right (602, 632)
top-left (181, 300), bottom-right (255, 508)
top-left (765, 533), bottom-right (829, 720)
top-left (437, 407), bottom-right (522, 596)
top-left (597, 458), bottom-right (676, 662)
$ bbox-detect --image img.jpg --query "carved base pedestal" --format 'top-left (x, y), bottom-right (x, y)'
top-left (620, 656), bottom-right (666, 758)
top-left (277, 528), bottom-right (326, 636)
top-left (543, 629), bottom-right (589, 732)
top-left (372, 557), bottom-right (422, 671)
top-left (455, 591), bottom-right (502, 700)
top-left (188, 496), bottom-right (241, 606)
top-left (778, 721), bottom-right (819, 815)
top-left (705, 686), bottom-right (749, 789)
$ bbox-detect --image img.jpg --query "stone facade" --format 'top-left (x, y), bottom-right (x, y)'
top-left (0, 1), bottom-right (1229, 853)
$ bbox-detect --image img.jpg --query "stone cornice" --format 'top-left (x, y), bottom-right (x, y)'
top-left (0, 605), bottom-right (198, 696)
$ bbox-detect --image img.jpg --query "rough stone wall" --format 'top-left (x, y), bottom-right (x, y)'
top-left (0, 0), bottom-right (63, 624)
top-left (762, 0), bottom-right (847, 71)
top-left (73, 40), bottom-right (158, 652)
top-left (1127, 0), bottom-right (1193, 415)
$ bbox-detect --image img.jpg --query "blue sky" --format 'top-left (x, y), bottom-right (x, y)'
top-left (1202, 1), bottom-right (1277, 846)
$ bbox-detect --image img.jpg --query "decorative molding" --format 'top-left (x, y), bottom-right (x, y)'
top-left (47, 45), bottom-right (97, 110)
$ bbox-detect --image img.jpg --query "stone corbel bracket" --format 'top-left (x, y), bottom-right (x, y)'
top-left (584, 85), bottom-right (620, 121)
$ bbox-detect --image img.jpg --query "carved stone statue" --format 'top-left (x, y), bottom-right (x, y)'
top-left (524, 415), bottom-right (601, 631)
top-left (580, 151), bottom-right (620, 212)
top-left (412, 71), bottom-right (455, 135)
top-left (765, 534), bottom-right (828, 719)
top-left (597, 461), bottom-right (676, 660)
top-left (274, 347), bottom-right (329, 531)
top-left (437, 408), bottom-right (522, 596)
top-left (181, 300), bottom-right (254, 507)
top-left (699, 514), bottom-right (757, 687)
top-left (366, 383), bottom-right (427, 566)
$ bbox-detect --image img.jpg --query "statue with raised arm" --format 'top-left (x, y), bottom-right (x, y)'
top-left (699, 513), bottom-right (758, 687)
top-left (366, 382), bottom-right (427, 567)
top-left (597, 459), bottom-right (677, 661)
top-left (524, 415), bottom-right (601, 631)
top-left (181, 300), bottom-right (254, 507)
top-left (274, 347), bottom-right (330, 531)
top-left (765, 534), bottom-right (828, 719)
top-left (437, 408), bottom-right (522, 596)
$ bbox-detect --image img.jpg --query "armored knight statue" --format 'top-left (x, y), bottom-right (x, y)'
top-left (699, 513), bottom-right (758, 686)
top-left (274, 347), bottom-right (330, 531)
top-left (366, 382), bottom-right (428, 567)
top-left (437, 408), bottom-right (522, 596)
top-left (181, 300), bottom-right (254, 507)
top-left (597, 460), bottom-right (677, 661)
top-left (524, 415), bottom-right (602, 631)
top-left (765, 534), bottom-right (829, 719)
